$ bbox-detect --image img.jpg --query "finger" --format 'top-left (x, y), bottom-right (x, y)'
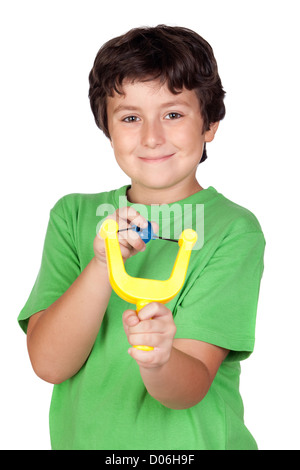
top-left (119, 231), bottom-right (146, 255)
top-left (128, 331), bottom-right (157, 349)
top-left (128, 318), bottom-right (154, 338)
top-left (137, 302), bottom-right (171, 321)
top-left (116, 207), bottom-right (148, 230)
top-left (127, 207), bottom-right (148, 229)
top-left (107, 209), bottom-right (131, 231)
top-left (128, 347), bottom-right (162, 368)
top-left (113, 208), bottom-right (147, 253)
top-left (123, 309), bottom-right (140, 327)
top-left (128, 347), bottom-right (157, 358)
top-left (150, 221), bottom-right (159, 234)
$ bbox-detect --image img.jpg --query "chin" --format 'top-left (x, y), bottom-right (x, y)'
top-left (139, 179), bottom-right (175, 191)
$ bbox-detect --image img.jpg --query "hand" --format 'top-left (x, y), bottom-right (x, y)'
top-left (94, 207), bottom-right (157, 266)
top-left (123, 302), bottom-right (177, 369)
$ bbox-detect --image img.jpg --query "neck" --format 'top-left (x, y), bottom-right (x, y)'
top-left (127, 180), bottom-right (203, 205)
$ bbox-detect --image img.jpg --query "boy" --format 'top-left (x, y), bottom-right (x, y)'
top-left (18, 25), bottom-right (265, 450)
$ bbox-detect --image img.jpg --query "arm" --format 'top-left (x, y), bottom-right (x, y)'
top-left (123, 303), bottom-right (228, 409)
top-left (27, 257), bottom-right (112, 384)
top-left (123, 228), bottom-right (264, 409)
top-left (27, 207), bottom-right (148, 384)
top-left (139, 340), bottom-right (228, 409)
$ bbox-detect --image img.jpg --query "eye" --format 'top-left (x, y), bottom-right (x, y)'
top-left (165, 112), bottom-right (182, 120)
top-left (123, 116), bottom-right (140, 123)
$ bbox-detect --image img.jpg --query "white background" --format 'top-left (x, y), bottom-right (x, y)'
top-left (1, 0), bottom-right (299, 450)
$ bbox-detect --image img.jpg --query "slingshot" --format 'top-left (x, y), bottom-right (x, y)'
top-left (100, 219), bottom-right (197, 351)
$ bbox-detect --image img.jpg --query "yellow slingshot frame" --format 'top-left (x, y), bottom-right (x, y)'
top-left (100, 219), bottom-right (197, 351)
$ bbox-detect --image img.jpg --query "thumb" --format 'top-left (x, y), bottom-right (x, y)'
top-left (122, 309), bottom-right (140, 328)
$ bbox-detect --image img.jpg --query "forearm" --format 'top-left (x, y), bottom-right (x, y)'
top-left (27, 257), bottom-right (112, 384)
top-left (139, 346), bottom-right (211, 410)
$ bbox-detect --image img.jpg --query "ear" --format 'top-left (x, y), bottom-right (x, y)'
top-left (204, 122), bottom-right (219, 143)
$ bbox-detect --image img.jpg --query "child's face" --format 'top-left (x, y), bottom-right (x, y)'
top-left (107, 79), bottom-right (218, 202)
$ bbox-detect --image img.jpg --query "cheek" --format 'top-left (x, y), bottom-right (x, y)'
top-left (111, 131), bottom-right (137, 158)
top-left (175, 126), bottom-right (204, 156)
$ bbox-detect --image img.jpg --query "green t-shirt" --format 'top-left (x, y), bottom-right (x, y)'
top-left (18, 186), bottom-right (265, 450)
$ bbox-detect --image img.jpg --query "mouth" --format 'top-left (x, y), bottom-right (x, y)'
top-left (138, 154), bottom-right (175, 163)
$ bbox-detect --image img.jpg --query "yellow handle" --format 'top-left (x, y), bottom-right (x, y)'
top-left (100, 219), bottom-right (197, 351)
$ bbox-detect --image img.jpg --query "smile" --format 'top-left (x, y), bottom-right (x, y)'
top-left (138, 154), bottom-right (175, 163)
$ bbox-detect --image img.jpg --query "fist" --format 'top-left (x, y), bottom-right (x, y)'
top-left (123, 302), bottom-right (177, 369)
top-left (94, 207), bottom-right (153, 266)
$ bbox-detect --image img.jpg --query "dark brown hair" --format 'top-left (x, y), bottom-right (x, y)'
top-left (88, 25), bottom-right (225, 162)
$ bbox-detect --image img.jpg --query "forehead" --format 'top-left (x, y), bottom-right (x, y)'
top-left (107, 79), bottom-right (200, 112)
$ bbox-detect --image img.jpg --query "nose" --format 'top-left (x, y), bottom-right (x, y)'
top-left (141, 120), bottom-right (165, 148)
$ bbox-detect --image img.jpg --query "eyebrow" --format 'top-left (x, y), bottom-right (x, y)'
top-left (113, 105), bottom-right (141, 114)
top-left (112, 100), bottom-right (191, 115)
top-left (161, 100), bottom-right (191, 108)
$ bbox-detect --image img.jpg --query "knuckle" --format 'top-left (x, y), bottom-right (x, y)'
top-left (116, 207), bottom-right (126, 216)
top-left (127, 206), bottom-right (141, 220)
top-left (127, 206), bottom-right (137, 218)
top-left (150, 302), bottom-right (161, 314)
top-left (141, 320), bottom-right (152, 332)
top-left (115, 207), bottom-right (128, 224)
top-left (122, 309), bottom-right (131, 320)
top-left (132, 214), bottom-right (148, 228)
top-left (120, 245), bottom-right (131, 260)
top-left (130, 233), bottom-right (145, 250)
top-left (133, 334), bottom-right (152, 347)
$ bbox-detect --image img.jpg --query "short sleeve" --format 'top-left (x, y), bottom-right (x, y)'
top-left (174, 231), bottom-right (265, 361)
top-left (18, 200), bottom-right (81, 333)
